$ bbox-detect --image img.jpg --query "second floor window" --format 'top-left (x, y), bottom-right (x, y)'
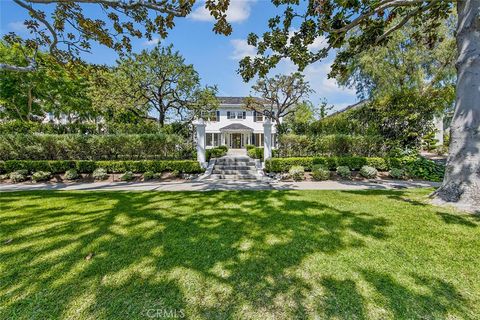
top-left (237, 111), bottom-right (246, 119)
top-left (254, 111), bottom-right (264, 122)
top-left (202, 111), bottom-right (219, 122)
top-left (227, 111), bottom-right (246, 119)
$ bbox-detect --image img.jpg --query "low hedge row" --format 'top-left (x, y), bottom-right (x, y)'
top-left (265, 156), bottom-right (445, 181)
top-left (0, 160), bottom-right (204, 174)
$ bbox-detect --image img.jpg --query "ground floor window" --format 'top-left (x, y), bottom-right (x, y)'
top-left (253, 133), bottom-right (264, 147)
top-left (206, 133), bottom-right (220, 147)
top-left (252, 133), bottom-right (276, 148)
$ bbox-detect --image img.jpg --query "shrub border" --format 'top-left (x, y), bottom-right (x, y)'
top-left (0, 160), bottom-right (204, 174)
top-left (265, 156), bottom-right (444, 181)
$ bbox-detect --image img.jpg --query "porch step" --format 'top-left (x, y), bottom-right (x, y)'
top-left (212, 169), bottom-right (258, 175)
top-left (214, 165), bottom-right (255, 171)
top-left (204, 155), bottom-right (265, 181)
top-left (208, 174), bottom-right (259, 180)
top-left (215, 160), bottom-right (256, 166)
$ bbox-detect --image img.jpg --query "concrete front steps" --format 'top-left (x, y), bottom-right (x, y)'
top-left (203, 156), bottom-right (267, 181)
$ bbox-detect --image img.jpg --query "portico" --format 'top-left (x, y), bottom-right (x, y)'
top-left (220, 123), bottom-right (253, 149)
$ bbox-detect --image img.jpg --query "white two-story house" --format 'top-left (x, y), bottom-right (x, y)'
top-left (202, 97), bottom-right (278, 149)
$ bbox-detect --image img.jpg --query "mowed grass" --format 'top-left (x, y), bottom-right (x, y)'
top-left (0, 189), bottom-right (479, 320)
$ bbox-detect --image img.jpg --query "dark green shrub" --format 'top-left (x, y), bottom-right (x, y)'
top-left (336, 166), bottom-right (351, 179)
top-left (143, 171), bottom-right (155, 180)
top-left (206, 147), bottom-right (227, 160)
top-left (289, 165), bottom-right (305, 181)
top-left (120, 171), bottom-right (134, 181)
top-left (0, 161), bottom-right (5, 174)
top-left (389, 168), bottom-right (405, 179)
top-left (366, 157), bottom-right (388, 171)
top-left (10, 170), bottom-right (28, 183)
top-left (265, 157), bottom-right (315, 172)
top-left (32, 171), bottom-right (51, 182)
top-left (312, 165), bottom-right (330, 181)
top-left (64, 169), bottom-right (79, 180)
top-left (217, 145), bottom-right (228, 152)
top-left (247, 147), bottom-right (263, 159)
top-left (245, 144), bottom-right (255, 150)
top-left (359, 165), bottom-right (378, 179)
top-left (404, 157), bottom-right (445, 182)
top-left (76, 161), bottom-right (96, 173)
top-left (92, 168), bottom-right (108, 180)
top-left (335, 156), bottom-right (367, 170)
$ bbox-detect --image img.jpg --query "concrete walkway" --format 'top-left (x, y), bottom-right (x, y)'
top-left (0, 179), bottom-right (440, 192)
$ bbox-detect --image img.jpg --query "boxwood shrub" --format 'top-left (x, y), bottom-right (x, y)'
top-left (32, 171), bottom-right (52, 182)
top-left (247, 147), bottom-right (263, 159)
top-left (1, 160), bottom-right (204, 174)
top-left (206, 147), bottom-right (227, 160)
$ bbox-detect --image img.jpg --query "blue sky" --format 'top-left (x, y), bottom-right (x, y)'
top-left (0, 0), bottom-right (357, 111)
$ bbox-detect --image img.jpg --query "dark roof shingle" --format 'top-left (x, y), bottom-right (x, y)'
top-left (218, 96), bottom-right (267, 105)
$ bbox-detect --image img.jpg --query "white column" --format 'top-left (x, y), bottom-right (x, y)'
top-left (263, 119), bottom-right (272, 161)
top-left (433, 115), bottom-right (444, 146)
top-left (194, 119), bottom-right (207, 167)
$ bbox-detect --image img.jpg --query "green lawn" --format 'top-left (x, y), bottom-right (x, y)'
top-left (1, 189), bottom-right (479, 319)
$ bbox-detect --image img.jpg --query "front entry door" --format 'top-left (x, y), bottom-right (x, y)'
top-left (231, 133), bottom-right (243, 149)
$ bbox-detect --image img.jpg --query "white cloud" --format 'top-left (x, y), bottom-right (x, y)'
top-left (143, 37), bottom-right (160, 46)
top-left (307, 35), bottom-right (328, 51)
top-left (288, 29), bottom-right (328, 51)
top-left (271, 56), bottom-right (356, 107)
top-left (230, 39), bottom-right (256, 60)
top-left (8, 21), bottom-right (29, 34)
top-left (189, 0), bottom-right (255, 23)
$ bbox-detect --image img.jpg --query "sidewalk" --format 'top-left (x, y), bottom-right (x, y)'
top-left (0, 179), bottom-right (440, 192)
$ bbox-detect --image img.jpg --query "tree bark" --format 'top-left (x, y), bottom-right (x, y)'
top-left (433, 0), bottom-right (480, 212)
top-left (158, 107), bottom-right (165, 127)
top-left (27, 87), bottom-right (33, 121)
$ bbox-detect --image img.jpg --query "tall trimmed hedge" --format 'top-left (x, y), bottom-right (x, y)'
top-left (276, 134), bottom-right (387, 157)
top-left (0, 120), bottom-right (171, 134)
top-left (0, 134), bottom-right (194, 161)
top-left (265, 156), bottom-right (444, 181)
top-left (0, 160), bottom-right (203, 174)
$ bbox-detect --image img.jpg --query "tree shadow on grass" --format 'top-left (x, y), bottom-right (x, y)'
top-left (0, 190), bottom-right (476, 319)
top-left (436, 211), bottom-right (480, 227)
top-left (360, 269), bottom-right (468, 319)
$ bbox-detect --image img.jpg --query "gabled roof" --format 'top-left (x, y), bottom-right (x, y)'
top-left (219, 123), bottom-right (254, 131)
top-left (218, 96), bottom-right (267, 105)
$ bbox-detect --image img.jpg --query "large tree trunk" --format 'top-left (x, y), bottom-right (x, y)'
top-left (158, 109), bottom-right (165, 127)
top-left (432, 0), bottom-right (480, 212)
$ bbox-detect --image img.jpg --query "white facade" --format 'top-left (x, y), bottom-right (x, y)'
top-left (202, 98), bottom-right (278, 149)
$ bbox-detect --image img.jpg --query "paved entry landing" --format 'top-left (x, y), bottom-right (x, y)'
top-left (227, 148), bottom-right (247, 157)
